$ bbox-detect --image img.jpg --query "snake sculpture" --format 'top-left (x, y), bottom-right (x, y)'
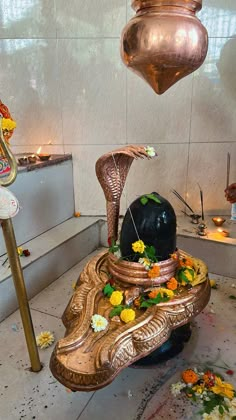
top-left (95, 145), bottom-right (152, 242)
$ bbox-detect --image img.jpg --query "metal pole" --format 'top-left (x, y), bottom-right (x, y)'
top-left (1, 218), bottom-right (42, 372)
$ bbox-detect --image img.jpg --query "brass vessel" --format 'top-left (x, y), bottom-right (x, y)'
top-left (121, 0), bottom-right (208, 94)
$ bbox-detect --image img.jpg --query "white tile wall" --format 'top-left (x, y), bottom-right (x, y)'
top-left (0, 0), bottom-right (235, 217)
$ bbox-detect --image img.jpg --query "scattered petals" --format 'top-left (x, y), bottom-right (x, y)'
top-left (36, 331), bottom-right (55, 349)
top-left (17, 247), bottom-right (23, 256)
top-left (74, 212), bottom-right (81, 217)
top-left (226, 370), bottom-right (234, 376)
top-left (23, 249), bottom-right (30, 257)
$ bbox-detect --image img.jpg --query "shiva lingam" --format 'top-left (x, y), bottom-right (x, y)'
top-left (50, 145), bottom-right (210, 391)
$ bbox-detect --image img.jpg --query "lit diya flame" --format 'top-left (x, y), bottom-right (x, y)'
top-left (212, 217), bottom-right (226, 227)
top-left (217, 228), bottom-right (229, 237)
top-left (37, 146), bottom-right (51, 161)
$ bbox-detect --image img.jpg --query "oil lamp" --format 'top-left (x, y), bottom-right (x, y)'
top-left (37, 146), bottom-right (51, 161)
top-left (212, 217), bottom-right (226, 227)
top-left (121, 0), bottom-right (208, 94)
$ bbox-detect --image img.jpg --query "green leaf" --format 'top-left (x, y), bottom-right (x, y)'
top-left (109, 305), bottom-right (124, 318)
top-left (229, 295), bottom-right (236, 300)
top-left (103, 283), bottom-right (115, 297)
top-left (146, 193), bottom-right (161, 204)
top-left (140, 301), bottom-right (153, 308)
top-left (219, 406), bottom-right (224, 415)
top-left (140, 196), bottom-right (149, 205)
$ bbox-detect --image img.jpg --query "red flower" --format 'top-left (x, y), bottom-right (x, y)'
top-left (23, 249), bottom-right (31, 257)
top-left (108, 237), bottom-right (112, 247)
top-left (226, 370), bottom-right (234, 376)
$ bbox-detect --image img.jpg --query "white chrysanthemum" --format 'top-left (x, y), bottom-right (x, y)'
top-left (138, 257), bottom-right (151, 270)
top-left (227, 397), bottom-right (236, 417)
top-left (91, 314), bottom-right (108, 332)
top-left (145, 146), bottom-right (156, 157)
top-left (170, 382), bottom-right (186, 397)
top-left (202, 406), bottom-right (232, 420)
top-left (114, 249), bottom-right (121, 259)
top-left (36, 331), bottom-right (54, 349)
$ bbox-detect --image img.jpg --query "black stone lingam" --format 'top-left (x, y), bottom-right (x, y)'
top-left (120, 192), bottom-right (191, 366)
top-left (120, 192), bottom-right (176, 261)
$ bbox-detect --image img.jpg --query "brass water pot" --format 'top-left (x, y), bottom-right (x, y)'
top-left (121, 0), bottom-right (208, 94)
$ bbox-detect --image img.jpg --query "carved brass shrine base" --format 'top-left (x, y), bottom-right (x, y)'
top-left (50, 250), bottom-right (210, 392)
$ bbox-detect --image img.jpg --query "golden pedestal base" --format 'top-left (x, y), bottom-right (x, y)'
top-left (50, 250), bottom-right (210, 391)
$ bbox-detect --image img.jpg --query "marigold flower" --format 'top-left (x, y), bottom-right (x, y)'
top-left (148, 265), bottom-right (160, 278)
top-left (91, 314), bottom-right (108, 332)
top-left (120, 308), bottom-right (135, 323)
top-left (134, 297), bottom-right (141, 307)
top-left (179, 257), bottom-right (194, 268)
top-left (1, 117), bottom-right (16, 132)
top-left (211, 376), bottom-right (234, 400)
top-left (170, 253), bottom-right (178, 261)
top-left (36, 331), bottom-right (54, 349)
top-left (182, 369), bottom-right (199, 384)
top-left (148, 288), bottom-right (174, 299)
top-left (166, 277), bottom-right (178, 290)
top-left (132, 240), bottom-right (146, 254)
top-left (109, 290), bottom-right (123, 306)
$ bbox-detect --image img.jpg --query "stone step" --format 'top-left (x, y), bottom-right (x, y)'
top-left (0, 216), bottom-right (104, 322)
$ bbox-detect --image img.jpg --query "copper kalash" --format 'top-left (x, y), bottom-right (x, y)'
top-left (50, 145), bottom-right (210, 391)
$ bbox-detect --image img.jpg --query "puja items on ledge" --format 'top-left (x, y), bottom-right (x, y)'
top-left (18, 154), bottom-right (37, 166)
top-left (217, 228), bottom-right (229, 238)
top-left (212, 217), bottom-right (226, 227)
top-left (36, 146), bottom-right (51, 161)
top-left (172, 189), bottom-right (201, 224)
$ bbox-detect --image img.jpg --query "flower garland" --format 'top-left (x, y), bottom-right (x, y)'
top-left (171, 368), bottom-right (236, 419)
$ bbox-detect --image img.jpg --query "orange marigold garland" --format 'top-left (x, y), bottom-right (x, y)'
top-left (166, 277), bottom-right (178, 290)
top-left (148, 265), bottom-right (160, 278)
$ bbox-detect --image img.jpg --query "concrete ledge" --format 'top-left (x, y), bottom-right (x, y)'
top-left (0, 217), bottom-right (104, 321)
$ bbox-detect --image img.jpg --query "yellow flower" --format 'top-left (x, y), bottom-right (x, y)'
top-left (192, 384), bottom-right (204, 394)
top-left (120, 308), bottom-right (135, 323)
top-left (36, 331), bottom-right (54, 349)
top-left (211, 376), bottom-right (235, 400)
top-left (132, 240), bottom-right (145, 254)
top-left (210, 279), bottom-right (216, 288)
top-left (110, 290), bottom-right (123, 306)
top-left (2, 118), bottom-right (16, 131)
top-left (91, 314), bottom-right (108, 332)
top-left (182, 268), bottom-right (195, 283)
top-left (17, 247), bottom-right (23, 256)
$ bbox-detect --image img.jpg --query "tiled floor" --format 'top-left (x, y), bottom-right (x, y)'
top-left (0, 249), bottom-right (236, 420)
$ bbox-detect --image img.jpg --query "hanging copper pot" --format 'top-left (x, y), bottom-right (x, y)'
top-left (121, 0), bottom-right (208, 94)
